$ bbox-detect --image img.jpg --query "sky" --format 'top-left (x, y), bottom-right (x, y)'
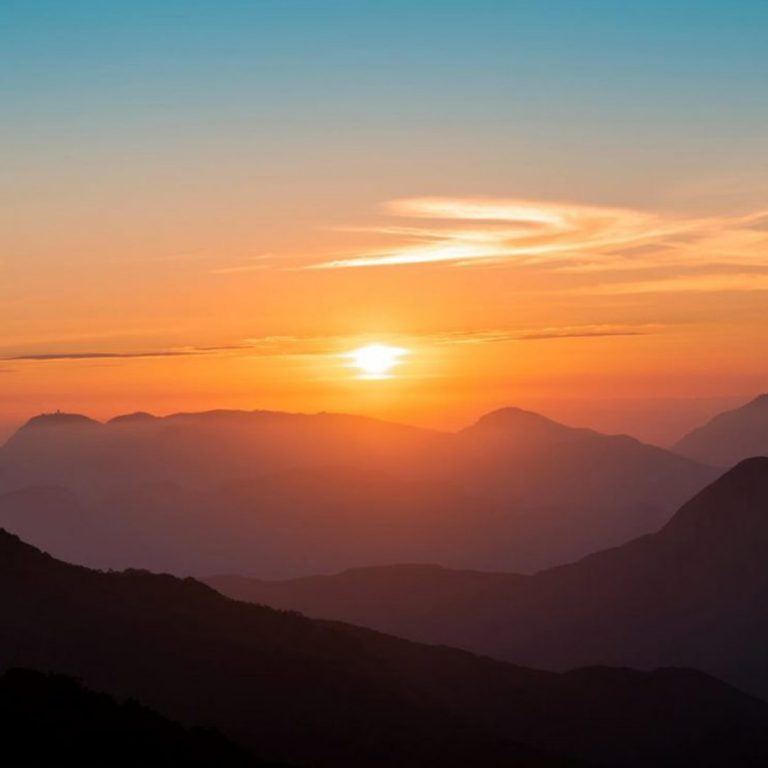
top-left (1, 0), bottom-right (767, 444)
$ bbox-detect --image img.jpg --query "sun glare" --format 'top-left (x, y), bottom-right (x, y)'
top-left (348, 344), bottom-right (408, 379)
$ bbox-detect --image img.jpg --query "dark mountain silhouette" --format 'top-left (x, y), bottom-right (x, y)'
top-left (207, 458), bottom-right (768, 699)
top-left (674, 394), bottom-right (768, 466)
top-left (0, 407), bottom-right (715, 576)
top-left (0, 668), bottom-right (272, 767)
top-left (3, 531), bottom-right (768, 766)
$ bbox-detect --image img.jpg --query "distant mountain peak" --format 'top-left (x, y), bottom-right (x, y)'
top-left (466, 407), bottom-right (596, 439)
top-left (108, 411), bottom-right (157, 424)
top-left (472, 407), bottom-right (563, 429)
top-left (21, 412), bottom-right (100, 430)
top-left (747, 393), bottom-right (768, 408)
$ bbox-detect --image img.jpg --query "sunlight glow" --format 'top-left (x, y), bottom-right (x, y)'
top-left (348, 344), bottom-right (408, 379)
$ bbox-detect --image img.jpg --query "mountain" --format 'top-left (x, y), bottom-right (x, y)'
top-left (0, 407), bottom-right (716, 576)
top-left (0, 668), bottom-right (271, 767)
top-left (206, 458), bottom-right (768, 699)
top-left (674, 394), bottom-right (768, 466)
top-left (4, 530), bottom-right (768, 766)
top-left (447, 407), bottom-right (716, 562)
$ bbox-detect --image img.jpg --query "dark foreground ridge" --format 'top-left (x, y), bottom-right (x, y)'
top-left (3, 529), bottom-right (768, 766)
top-left (0, 668), bottom-right (275, 767)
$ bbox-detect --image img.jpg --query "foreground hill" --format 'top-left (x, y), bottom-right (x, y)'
top-left (0, 407), bottom-right (715, 575)
top-left (0, 668), bottom-right (269, 767)
top-left (207, 458), bottom-right (768, 699)
top-left (3, 531), bottom-right (768, 765)
top-left (674, 394), bottom-right (768, 466)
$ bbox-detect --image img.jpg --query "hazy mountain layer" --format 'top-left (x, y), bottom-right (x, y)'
top-left (0, 407), bottom-right (716, 576)
top-left (675, 394), bottom-right (768, 467)
top-left (208, 458), bottom-right (768, 698)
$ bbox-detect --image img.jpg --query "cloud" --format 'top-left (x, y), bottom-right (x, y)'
top-left (2, 324), bottom-right (660, 365)
top-left (585, 273), bottom-right (768, 296)
top-left (310, 197), bottom-right (768, 288)
top-left (1, 345), bottom-right (255, 362)
top-left (423, 325), bottom-right (660, 345)
top-left (3, 351), bottom-right (202, 362)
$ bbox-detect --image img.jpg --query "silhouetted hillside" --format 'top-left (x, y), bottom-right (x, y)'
top-left (3, 530), bottom-right (768, 766)
top-left (0, 668), bottom-right (270, 767)
top-left (0, 407), bottom-right (716, 575)
top-left (674, 395), bottom-right (768, 466)
top-left (208, 458), bottom-right (768, 699)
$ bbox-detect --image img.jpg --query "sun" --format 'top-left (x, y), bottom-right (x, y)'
top-left (348, 344), bottom-right (408, 379)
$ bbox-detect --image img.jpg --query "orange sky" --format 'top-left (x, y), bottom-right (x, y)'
top-left (0, 197), bottom-right (768, 440)
top-left (3, 3), bottom-right (767, 445)
top-left (2, 194), bottom-right (767, 445)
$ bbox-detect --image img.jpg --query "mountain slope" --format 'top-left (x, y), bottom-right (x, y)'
top-left (674, 394), bottom-right (768, 466)
top-left (0, 668), bottom-right (271, 767)
top-left (208, 458), bottom-right (768, 698)
top-left (3, 531), bottom-right (768, 766)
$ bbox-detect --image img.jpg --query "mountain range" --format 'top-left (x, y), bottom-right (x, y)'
top-left (206, 457), bottom-right (768, 699)
top-left (3, 527), bottom-right (768, 766)
top-left (674, 394), bottom-right (768, 467)
top-left (0, 406), bottom-right (716, 576)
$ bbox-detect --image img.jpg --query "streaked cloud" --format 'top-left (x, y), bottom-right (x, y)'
top-left (422, 325), bottom-right (659, 345)
top-left (586, 273), bottom-right (768, 296)
top-left (2, 324), bottom-right (659, 366)
top-left (311, 198), bottom-right (768, 292)
top-left (1, 345), bottom-right (253, 363)
top-left (242, 325), bottom-right (661, 354)
top-left (5, 351), bottom-right (201, 361)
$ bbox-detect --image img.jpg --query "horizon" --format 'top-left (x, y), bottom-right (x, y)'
top-left (0, 391), bottom-right (758, 447)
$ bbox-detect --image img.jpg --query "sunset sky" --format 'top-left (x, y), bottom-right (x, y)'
top-left (2, 1), bottom-right (767, 443)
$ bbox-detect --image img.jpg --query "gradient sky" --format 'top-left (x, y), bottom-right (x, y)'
top-left (1, 1), bottom-right (767, 443)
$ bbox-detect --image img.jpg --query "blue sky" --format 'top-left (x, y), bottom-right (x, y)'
top-left (3, 0), bottom-right (767, 211)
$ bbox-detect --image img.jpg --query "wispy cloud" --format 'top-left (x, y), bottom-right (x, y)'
top-left (310, 198), bottom-right (768, 290)
top-left (422, 325), bottom-right (660, 345)
top-left (586, 273), bottom-right (768, 296)
top-left (5, 351), bottom-right (200, 361)
top-left (2, 324), bottom-right (659, 365)
top-left (1, 345), bottom-right (253, 362)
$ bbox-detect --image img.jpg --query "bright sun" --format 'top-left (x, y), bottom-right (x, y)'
top-left (348, 344), bottom-right (408, 378)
